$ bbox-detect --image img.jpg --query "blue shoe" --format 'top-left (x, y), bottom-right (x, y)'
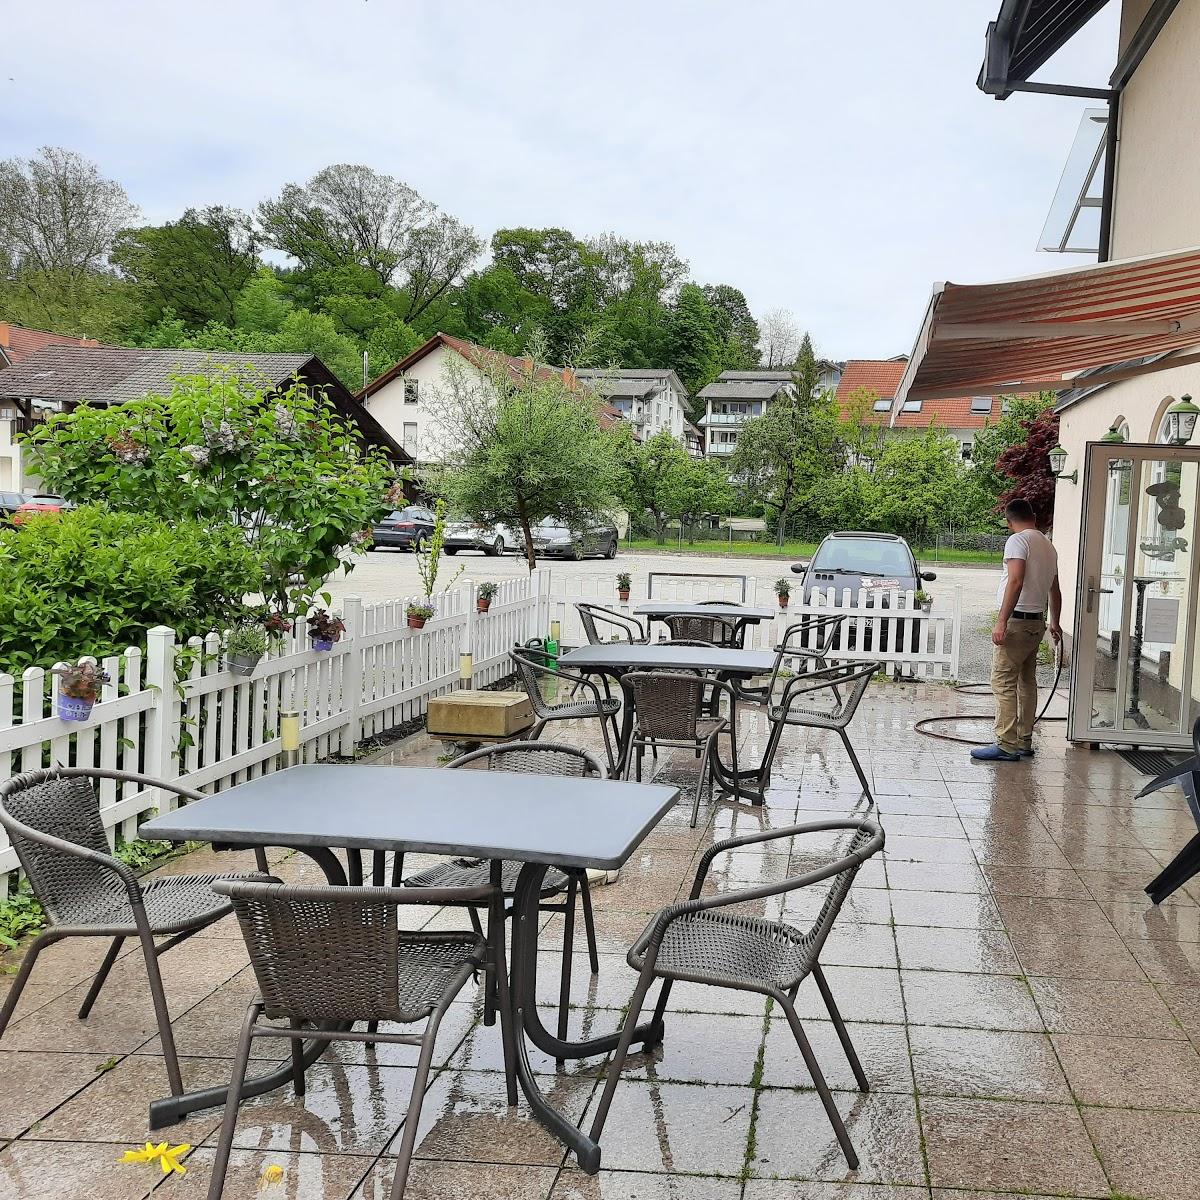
top-left (970, 744), bottom-right (1021, 762)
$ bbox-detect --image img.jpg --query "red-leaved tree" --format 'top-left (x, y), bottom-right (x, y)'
top-left (996, 406), bottom-right (1060, 530)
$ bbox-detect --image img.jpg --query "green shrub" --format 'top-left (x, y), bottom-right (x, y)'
top-left (0, 506), bottom-right (263, 675)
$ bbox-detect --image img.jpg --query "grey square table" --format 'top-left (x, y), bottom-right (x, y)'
top-left (141, 763), bottom-right (679, 1173)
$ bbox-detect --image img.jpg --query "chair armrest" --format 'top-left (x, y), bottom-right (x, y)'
top-left (777, 661), bottom-right (876, 709)
top-left (643, 819), bottom-right (884, 949)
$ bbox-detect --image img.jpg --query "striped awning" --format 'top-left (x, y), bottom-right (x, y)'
top-left (896, 245), bottom-right (1200, 407)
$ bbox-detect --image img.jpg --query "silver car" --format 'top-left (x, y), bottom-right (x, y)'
top-left (443, 519), bottom-right (513, 556)
top-left (521, 517), bottom-right (618, 560)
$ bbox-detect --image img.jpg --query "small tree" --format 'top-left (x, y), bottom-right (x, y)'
top-left (426, 338), bottom-right (623, 570)
top-left (23, 368), bottom-right (393, 608)
top-left (868, 426), bottom-right (966, 547)
top-left (996, 405), bottom-right (1060, 530)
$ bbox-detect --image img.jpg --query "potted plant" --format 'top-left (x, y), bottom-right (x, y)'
top-left (914, 589), bottom-right (933, 613)
top-left (477, 581), bottom-right (498, 613)
top-left (54, 661), bottom-right (110, 722)
top-left (774, 578), bottom-right (791, 609)
top-left (616, 571), bottom-right (632, 602)
top-left (264, 611), bottom-right (293, 642)
top-left (406, 601), bottom-right (435, 630)
top-left (225, 622), bottom-right (268, 676)
top-left (307, 609), bottom-right (345, 651)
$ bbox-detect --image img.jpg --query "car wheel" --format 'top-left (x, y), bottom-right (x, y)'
top-left (486, 536), bottom-right (503, 557)
top-left (606, 538), bottom-right (617, 559)
top-left (445, 547), bottom-right (459, 555)
top-left (413, 534), bottom-right (428, 554)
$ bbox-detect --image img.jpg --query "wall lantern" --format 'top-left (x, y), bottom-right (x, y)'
top-left (1165, 394), bottom-right (1200, 445)
top-left (1101, 425), bottom-right (1131, 476)
top-left (1048, 444), bottom-right (1077, 484)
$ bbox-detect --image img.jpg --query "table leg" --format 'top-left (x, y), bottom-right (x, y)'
top-left (509, 863), bottom-right (665, 1174)
top-left (148, 846), bottom-right (349, 1128)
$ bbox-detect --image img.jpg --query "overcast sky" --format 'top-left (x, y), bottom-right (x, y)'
top-left (2, 1), bottom-right (1119, 361)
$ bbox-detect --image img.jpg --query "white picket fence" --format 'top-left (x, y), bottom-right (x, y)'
top-left (0, 566), bottom-right (961, 896)
top-left (0, 570), bottom-right (552, 895)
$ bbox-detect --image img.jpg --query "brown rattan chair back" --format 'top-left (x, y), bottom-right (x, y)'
top-left (0, 772), bottom-right (125, 925)
top-left (625, 671), bottom-right (708, 742)
top-left (662, 614), bottom-right (735, 645)
top-left (575, 603), bottom-right (647, 645)
top-left (214, 880), bottom-right (487, 1024)
top-left (447, 740), bottom-right (603, 778)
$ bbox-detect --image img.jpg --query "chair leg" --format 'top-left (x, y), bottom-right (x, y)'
top-left (587, 962), bottom-right (659, 1144)
top-left (0, 930), bottom-right (53, 1036)
top-left (388, 1006), bottom-right (448, 1200)
top-left (692, 734), bottom-right (716, 828)
top-left (254, 847), bottom-right (270, 873)
top-left (578, 874), bottom-right (599, 975)
top-left (206, 1001), bottom-right (260, 1200)
top-left (596, 710), bottom-right (617, 777)
top-left (646, 979), bottom-right (674, 1049)
top-left (138, 925), bottom-right (185, 1098)
top-left (290, 1017), bottom-right (307, 1095)
top-left (812, 963), bottom-right (869, 1091)
top-left (557, 877), bottom-right (579, 1056)
top-left (839, 728), bottom-right (874, 808)
top-left (390, 851), bottom-right (406, 888)
top-left (777, 993), bottom-right (859, 1170)
top-left (529, 718), bottom-right (547, 742)
top-left (77, 936), bottom-right (124, 1019)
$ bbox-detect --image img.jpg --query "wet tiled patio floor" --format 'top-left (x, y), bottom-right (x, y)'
top-left (3, 682), bottom-right (1200, 1199)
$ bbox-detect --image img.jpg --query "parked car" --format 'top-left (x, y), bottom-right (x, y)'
top-left (791, 531), bottom-right (936, 660)
top-left (11, 494), bottom-right (70, 524)
top-left (521, 517), bottom-right (618, 560)
top-left (370, 505), bottom-right (437, 551)
top-left (0, 491), bottom-right (31, 520)
top-left (444, 518), bottom-right (513, 556)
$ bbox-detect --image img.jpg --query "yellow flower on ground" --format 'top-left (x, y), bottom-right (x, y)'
top-left (258, 1163), bottom-right (286, 1190)
top-left (120, 1141), bottom-right (191, 1176)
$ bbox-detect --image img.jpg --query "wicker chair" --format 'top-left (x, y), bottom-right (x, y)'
top-left (661, 613), bottom-right (738, 647)
top-left (588, 818), bottom-right (885, 1170)
top-left (733, 615), bottom-right (847, 705)
top-left (762, 661), bottom-right (880, 806)
top-left (511, 645), bottom-right (619, 773)
top-left (0, 767), bottom-right (270, 1100)
top-left (403, 742), bottom-right (603, 1048)
top-left (623, 671), bottom-right (738, 828)
top-left (576, 602), bottom-right (649, 645)
top-left (205, 879), bottom-right (499, 1200)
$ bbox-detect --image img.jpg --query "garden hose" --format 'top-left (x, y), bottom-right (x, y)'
top-left (913, 638), bottom-right (1067, 746)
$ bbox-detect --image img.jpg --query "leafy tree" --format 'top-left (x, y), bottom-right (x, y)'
top-left (996, 405), bottom-right (1060, 529)
top-left (970, 393), bottom-right (1056, 503)
top-left (758, 307), bottom-right (800, 368)
top-left (868, 426), bottom-right (966, 547)
top-left (258, 164), bottom-right (482, 321)
top-left (424, 338), bottom-right (623, 570)
top-left (0, 267), bottom-right (137, 341)
top-left (0, 147), bottom-right (136, 278)
top-left (666, 284), bottom-right (721, 394)
top-left (23, 371), bottom-right (394, 608)
top-left (702, 284), bottom-right (760, 368)
top-left (111, 207), bottom-right (260, 329)
top-left (235, 267), bottom-right (291, 333)
top-left (616, 428), bottom-right (695, 543)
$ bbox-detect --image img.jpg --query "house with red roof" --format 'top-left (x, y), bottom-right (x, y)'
top-left (835, 357), bottom-right (1002, 460)
top-left (359, 333), bottom-right (625, 463)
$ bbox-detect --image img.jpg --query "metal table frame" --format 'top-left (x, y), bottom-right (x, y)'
top-left (140, 766), bottom-right (679, 1172)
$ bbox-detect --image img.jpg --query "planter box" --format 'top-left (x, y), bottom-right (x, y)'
top-left (427, 690), bottom-right (535, 740)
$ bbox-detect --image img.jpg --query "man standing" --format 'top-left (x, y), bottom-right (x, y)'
top-left (971, 498), bottom-right (1062, 762)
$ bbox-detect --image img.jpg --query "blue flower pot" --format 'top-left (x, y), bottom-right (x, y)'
top-left (57, 693), bottom-right (95, 722)
top-left (312, 637), bottom-right (334, 652)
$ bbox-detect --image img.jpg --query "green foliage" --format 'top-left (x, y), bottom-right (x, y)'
top-left (774, 577), bottom-right (790, 597)
top-left (869, 426), bottom-right (965, 546)
top-left (114, 837), bottom-right (175, 870)
top-left (428, 340), bottom-right (624, 571)
top-left (970, 394), bottom-right (1057, 504)
top-left (0, 885), bottom-right (45, 949)
top-left (111, 206), bottom-right (260, 329)
top-left (477, 580), bottom-right (498, 601)
top-left (414, 499), bottom-right (464, 598)
top-left (616, 571), bottom-right (632, 591)
top-left (667, 284), bottom-right (721, 393)
top-left (22, 371), bottom-right (391, 610)
top-left (224, 620), bottom-right (269, 659)
top-left (0, 507), bottom-right (262, 675)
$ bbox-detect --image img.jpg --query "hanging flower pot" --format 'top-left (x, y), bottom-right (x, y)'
top-left (54, 662), bottom-right (110, 723)
top-left (407, 602), bottom-right (435, 630)
top-left (616, 572), bottom-right (632, 602)
top-left (227, 652), bottom-right (263, 675)
top-left (224, 621), bottom-right (268, 676)
top-left (476, 598), bottom-right (491, 614)
top-left (306, 608), bottom-right (345, 652)
top-left (774, 579), bottom-right (791, 609)
top-left (477, 582), bottom-right (497, 614)
top-left (311, 637), bottom-right (334, 652)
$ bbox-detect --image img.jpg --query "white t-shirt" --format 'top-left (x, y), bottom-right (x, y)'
top-left (997, 529), bottom-right (1059, 613)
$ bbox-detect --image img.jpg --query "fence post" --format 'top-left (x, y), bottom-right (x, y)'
top-left (950, 584), bottom-right (963, 680)
top-left (339, 596), bottom-right (363, 756)
top-left (465, 580), bottom-right (477, 688)
top-left (144, 626), bottom-right (180, 809)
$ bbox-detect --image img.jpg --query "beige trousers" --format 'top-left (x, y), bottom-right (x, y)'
top-left (991, 617), bottom-right (1045, 753)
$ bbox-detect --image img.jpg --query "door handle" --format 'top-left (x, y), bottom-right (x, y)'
top-left (1086, 578), bottom-right (1114, 613)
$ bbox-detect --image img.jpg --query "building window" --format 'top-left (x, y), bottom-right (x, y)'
top-left (402, 422), bottom-right (418, 451)
top-left (404, 378), bottom-right (419, 404)
top-left (872, 399), bottom-right (891, 413)
top-left (901, 399), bottom-right (922, 413)
top-left (1039, 107), bottom-right (1107, 255)
top-left (970, 396), bottom-right (992, 414)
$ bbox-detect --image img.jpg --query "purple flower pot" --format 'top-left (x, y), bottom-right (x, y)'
top-left (57, 693), bottom-right (95, 722)
top-left (311, 637), bottom-right (334, 652)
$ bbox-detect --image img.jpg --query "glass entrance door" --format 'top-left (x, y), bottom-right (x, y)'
top-left (1071, 442), bottom-right (1200, 746)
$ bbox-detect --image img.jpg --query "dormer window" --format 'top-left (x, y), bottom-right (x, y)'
top-left (901, 399), bottom-right (922, 413)
top-left (970, 396), bottom-right (992, 414)
top-left (873, 399), bottom-right (891, 412)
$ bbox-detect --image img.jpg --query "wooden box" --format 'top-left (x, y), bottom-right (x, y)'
top-left (426, 690), bottom-right (535, 740)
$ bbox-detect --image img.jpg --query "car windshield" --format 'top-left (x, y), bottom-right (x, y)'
top-left (811, 538), bottom-right (913, 576)
top-left (534, 520), bottom-right (569, 535)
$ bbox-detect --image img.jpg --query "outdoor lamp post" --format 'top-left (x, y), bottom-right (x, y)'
top-left (1165, 395), bottom-right (1200, 445)
top-left (1048, 444), bottom-right (1077, 484)
top-left (279, 710), bottom-right (301, 768)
